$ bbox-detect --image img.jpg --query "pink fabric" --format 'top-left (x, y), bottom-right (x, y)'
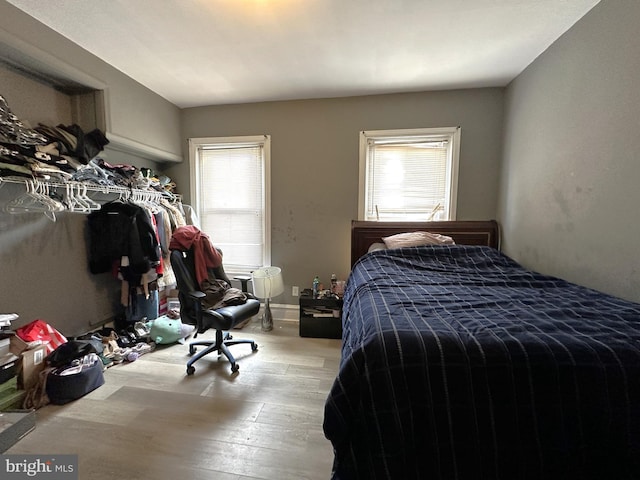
top-left (169, 226), bottom-right (222, 287)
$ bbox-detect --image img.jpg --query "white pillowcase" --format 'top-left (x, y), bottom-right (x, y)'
top-left (367, 242), bottom-right (387, 253)
top-left (382, 231), bottom-right (455, 249)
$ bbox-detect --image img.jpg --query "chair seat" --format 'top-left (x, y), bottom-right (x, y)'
top-left (202, 298), bottom-right (261, 330)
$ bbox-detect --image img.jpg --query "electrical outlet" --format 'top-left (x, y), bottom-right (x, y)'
top-left (292, 286), bottom-right (299, 297)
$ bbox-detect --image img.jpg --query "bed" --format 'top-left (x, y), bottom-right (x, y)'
top-left (323, 220), bottom-right (640, 480)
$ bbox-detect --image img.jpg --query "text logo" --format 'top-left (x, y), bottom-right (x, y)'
top-left (1, 455), bottom-right (78, 479)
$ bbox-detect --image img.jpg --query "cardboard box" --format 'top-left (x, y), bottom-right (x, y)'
top-left (17, 345), bottom-right (47, 391)
top-left (159, 296), bottom-right (167, 316)
top-left (159, 287), bottom-right (179, 316)
top-left (9, 335), bottom-right (28, 356)
top-left (9, 335), bottom-right (44, 357)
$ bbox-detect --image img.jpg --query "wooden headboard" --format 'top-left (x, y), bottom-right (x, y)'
top-left (351, 220), bottom-right (500, 267)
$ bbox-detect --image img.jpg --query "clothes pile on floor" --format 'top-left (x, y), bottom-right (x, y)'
top-left (14, 320), bottom-right (160, 410)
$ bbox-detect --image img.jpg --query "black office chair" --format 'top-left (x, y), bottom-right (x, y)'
top-left (170, 248), bottom-right (259, 374)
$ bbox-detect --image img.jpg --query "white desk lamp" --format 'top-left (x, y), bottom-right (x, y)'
top-left (251, 266), bottom-right (284, 331)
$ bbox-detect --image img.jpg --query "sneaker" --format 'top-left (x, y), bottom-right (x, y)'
top-left (113, 347), bottom-right (131, 364)
top-left (133, 342), bottom-right (156, 356)
top-left (132, 322), bottom-right (151, 341)
top-left (102, 333), bottom-right (121, 358)
top-left (117, 330), bottom-right (138, 347)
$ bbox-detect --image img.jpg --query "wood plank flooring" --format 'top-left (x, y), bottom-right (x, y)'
top-left (6, 318), bottom-right (342, 480)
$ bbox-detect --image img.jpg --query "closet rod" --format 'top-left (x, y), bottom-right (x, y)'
top-left (0, 175), bottom-right (181, 202)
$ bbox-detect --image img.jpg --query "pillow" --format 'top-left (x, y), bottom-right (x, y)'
top-left (382, 231), bottom-right (455, 249)
top-left (367, 242), bottom-right (387, 253)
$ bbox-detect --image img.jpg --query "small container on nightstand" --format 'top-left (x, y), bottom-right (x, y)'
top-left (299, 293), bottom-right (343, 339)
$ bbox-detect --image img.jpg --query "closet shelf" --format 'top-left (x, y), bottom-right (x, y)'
top-left (0, 175), bottom-right (181, 202)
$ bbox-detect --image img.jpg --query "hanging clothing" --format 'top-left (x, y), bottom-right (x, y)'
top-left (87, 200), bottom-right (161, 275)
top-left (155, 207), bottom-right (176, 289)
top-left (126, 289), bottom-right (159, 322)
top-left (160, 198), bottom-right (186, 230)
top-left (182, 203), bottom-right (201, 229)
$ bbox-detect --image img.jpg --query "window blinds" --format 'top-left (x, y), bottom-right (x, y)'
top-left (365, 139), bottom-right (449, 221)
top-left (197, 143), bottom-right (264, 271)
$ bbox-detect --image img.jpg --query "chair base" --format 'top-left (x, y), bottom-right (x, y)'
top-left (186, 329), bottom-right (258, 374)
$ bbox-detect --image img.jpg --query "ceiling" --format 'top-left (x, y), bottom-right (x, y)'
top-left (6, 0), bottom-right (600, 109)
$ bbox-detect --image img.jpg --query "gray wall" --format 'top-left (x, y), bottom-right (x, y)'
top-left (0, 0), bottom-right (182, 161)
top-left (0, 0), bottom-right (182, 335)
top-left (171, 89), bottom-right (504, 304)
top-left (498, 0), bottom-right (640, 302)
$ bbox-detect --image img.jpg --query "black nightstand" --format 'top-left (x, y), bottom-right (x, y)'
top-left (299, 293), bottom-right (343, 339)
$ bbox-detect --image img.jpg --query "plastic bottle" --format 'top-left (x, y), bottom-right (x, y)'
top-left (330, 273), bottom-right (338, 294)
top-left (313, 276), bottom-right (320, 298)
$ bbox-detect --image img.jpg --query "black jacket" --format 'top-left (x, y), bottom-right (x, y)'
top-left (87, 200), bottom-right (160, 275)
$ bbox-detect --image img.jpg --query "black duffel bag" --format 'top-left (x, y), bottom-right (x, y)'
top-left (46, 339), bottom-right (103, 368)
top-left (45, 354), bottom-right (105, 405)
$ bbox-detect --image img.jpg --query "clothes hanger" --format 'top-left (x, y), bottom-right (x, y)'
top-left (35, 180), bottom-right (65, 221)
top-left (6, 179), bottom-right (60, 221)
top-left (74, 184), bottom-right (100, 212)
top-left (64, 182), bottom-right (81, 212)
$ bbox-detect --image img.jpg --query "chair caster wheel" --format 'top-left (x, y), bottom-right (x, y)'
top-left (231, 363), bottom-right (239, 373)
top-left (251, 342), bottom-right (258, 352)
top-left (189, 346), bottom-right (196, 355)
top-left (186, 366), bottom-right (195, 375)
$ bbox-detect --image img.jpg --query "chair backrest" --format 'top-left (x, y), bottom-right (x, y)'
top-left (170, 249), bottom-right (198, 295)
top-left (170, 247), bottom-right (231, 285)
top-left (169, 249), bottom-right (198, 326)
top-left (169, 247), bottom-right (232, 325)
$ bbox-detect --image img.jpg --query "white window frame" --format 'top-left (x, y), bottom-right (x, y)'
top-left (189, 135), bottom-right (271, 275)
top-left (358, 127), bottom-right (460, 221)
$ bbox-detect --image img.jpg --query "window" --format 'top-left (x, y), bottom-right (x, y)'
top-left (358, 127), bottom-right (460, 221)
top-left (189, 135), bottom-right (271, 274)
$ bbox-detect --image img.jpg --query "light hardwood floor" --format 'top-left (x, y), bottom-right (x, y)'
top-left (7, 318), bottom-right (342, 480)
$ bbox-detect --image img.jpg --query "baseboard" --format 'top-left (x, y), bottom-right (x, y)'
top-left (264, 303), bottom-right (299, 322)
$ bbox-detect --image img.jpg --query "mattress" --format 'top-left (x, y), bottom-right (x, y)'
top-left (324, 245), bottom-right (640, 480)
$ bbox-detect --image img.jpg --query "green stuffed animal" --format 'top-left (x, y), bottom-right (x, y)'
top-left (149, 316), bottom-right (195, 345)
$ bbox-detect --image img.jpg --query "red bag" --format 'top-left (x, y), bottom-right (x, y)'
top-left (15, 319), bottom-right (67, 354)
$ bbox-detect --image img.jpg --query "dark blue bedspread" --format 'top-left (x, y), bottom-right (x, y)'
top-left (324, 245), bottom-right (640, 480)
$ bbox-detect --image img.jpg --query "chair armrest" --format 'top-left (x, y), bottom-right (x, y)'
top-left (185, 290), bottom-right (207, 335)
top-left (233, 275), bottom-right (252, 293)
top-left (188, 290), bottom-right (206, 300)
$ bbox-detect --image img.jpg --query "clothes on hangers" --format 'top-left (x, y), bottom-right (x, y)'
top-left (181, 203), bottom-right (200, 229)
top-left (160, 198), bottom-right (186, 230)
top-left (87, 200), bottom-right (161, 275)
